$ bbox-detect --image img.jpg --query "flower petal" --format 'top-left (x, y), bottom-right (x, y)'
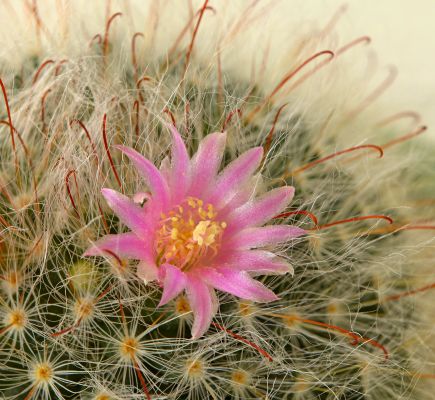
top-left (228, 225), bottom-right (305, 249)
top-left (159, 156), bottom-right (171, 183)
top-left (185, 276), bottom-right (218, 339)
top-left (217, 175), bottom-right (260, 217)
top-left (226, 186), bottom-right (295, 232)
top-left (201, 267), bottom-right (279, 302)
top-left (158, 264), bottom-right (187, 306)
top-left (137, 260), bottom-right (158, 284)
top-left (132, 192), bottom-right (150, 205)
top-left (210, 147), bottom-right (263, 207)
top-left (168, 125), bottom-right (190, 201)
top-left (84, 233), bottom-right (150, 260)
top-left (211, 250), bottom-right (293, 275)
top-left (189, 132), bottom-right (226, 197)
top-left (101, 188), bottom-right (150, 237)
top-left (116, 145), bottom-right (170, 210)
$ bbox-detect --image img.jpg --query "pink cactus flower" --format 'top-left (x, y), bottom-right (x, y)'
top-left (84, 127), bottom-right (305, 338)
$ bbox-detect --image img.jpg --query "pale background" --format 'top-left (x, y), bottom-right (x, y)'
top-left (0, 0), bottom-right (434, 137)
top-left (318, 0), bottom-right (435, 137)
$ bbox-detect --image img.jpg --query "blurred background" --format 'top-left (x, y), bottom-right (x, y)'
top-left (0, 0), bottom-right (433, 137)
top-left (317, 0), bottom-right (435, 138)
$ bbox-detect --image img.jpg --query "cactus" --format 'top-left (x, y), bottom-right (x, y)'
top-left (0, 2), bottom-right (434, 399)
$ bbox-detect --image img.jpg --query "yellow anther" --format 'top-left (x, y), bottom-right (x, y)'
top-left (205, 235), bottom-right (214, 246)
top-left (155, 197), bottom-right (226, 270)
top-left (187, 198), bottom-right (196, 208)
top-left (192, 220), bottom-right (211, 246)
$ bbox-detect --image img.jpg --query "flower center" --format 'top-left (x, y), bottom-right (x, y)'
top-left (156, 197), bottom-right (226, 270)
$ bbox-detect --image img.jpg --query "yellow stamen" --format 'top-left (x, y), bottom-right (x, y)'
top-left (155, 197), bottom-right (226, 271)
